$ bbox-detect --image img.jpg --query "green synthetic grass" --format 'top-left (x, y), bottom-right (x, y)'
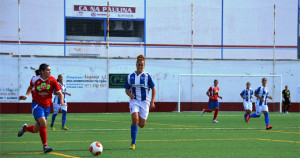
top-left (0, 112), bottom-right (299, 158)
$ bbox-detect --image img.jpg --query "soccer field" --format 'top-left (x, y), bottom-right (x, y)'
top-left (0, 112), bottom-right (299, 158)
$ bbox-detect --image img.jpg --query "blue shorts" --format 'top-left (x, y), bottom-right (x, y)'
top-left (208, 101), bottom-right (219, 109)
top-left (31, 101), bottom-right (50, 123)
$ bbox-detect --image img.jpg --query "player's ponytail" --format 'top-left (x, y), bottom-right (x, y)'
top-left (35, 70), bottom-right (40, 76)
top-left (136, 54), bottom-right (145, 63)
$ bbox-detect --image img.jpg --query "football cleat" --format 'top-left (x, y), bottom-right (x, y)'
top-left (18, 123), bottom-right (28, 137)
top-left (201, 109), bottom-right (205, 116)
top-left (212, 120), bottom-right (218, 123)
top-left (51, 126), bottom-right (55, 130)
top-left (129, 144), bottom-right (136, 150)
top-left (61, 126), bottom-right (68, 130)
top-left (246, 115), bottom-right (250, 123)
top-left (266, 125), bottom-right (272, 130)
top-left (44, 146), bottom-right (53, 153)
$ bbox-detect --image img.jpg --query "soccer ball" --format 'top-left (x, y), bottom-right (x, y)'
top-left (89, 142), bottom-right (103, 156)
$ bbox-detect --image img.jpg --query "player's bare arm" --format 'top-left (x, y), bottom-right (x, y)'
top-left (206, 91), bottom-right (214, 99)
top-left (218, 96), bottom-right (222, 99)
top-left (125, 89), bottom-right (135, 99)
top-left (19, 86), bottom-right (32, 100)
top-left (65, 92), bottom-right (72, 96)
top-left (267, 96), bottom-right (273, 100)
top-left (150, 87), bottom-right (156, 109)
top-left (57, 91), bottom-right (66, 106)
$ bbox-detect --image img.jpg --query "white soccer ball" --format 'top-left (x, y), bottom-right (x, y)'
top-left (89, 142), bottom-right (103, 156)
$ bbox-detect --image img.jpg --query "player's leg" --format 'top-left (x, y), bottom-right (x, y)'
top-left (61, 105), bottom-right (68, 130)
top-left (283, 103), bottom-right (286, 113)
top-left (245, 103), bottom-right (254, 122)
top-left (201, 102), bottom-right (214, 116)
top-left (18, 101), bottom-right (41, 137)
top-left (130, 112), bottom-right (139, 149)
top-left (249, 104), bottom-right (261, 118)
top-left (38, 106), bottom-right (53, 153)
top-left (212, 101), bottom-right (219, 123)
top-left (286, 103), bottom-right (291, 114)
top-left (244, 102), bottom-right (252, 122)
top-left (263, 105), bottom-right (272, 130)
top-left (138, 101), bottom-right (150, 128)
top-left (129, 100), bottom-right (139, 149)
top-left (243, 101), bottom-right (248, 121)
top-left (50, 104), bottom-right (60, 130)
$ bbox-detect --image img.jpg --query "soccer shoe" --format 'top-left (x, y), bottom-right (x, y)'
top-left (129, 144), bottom-right (136, 150)
top-left (266, 125), bottom-right (272, 130)
top-left (44, 146), bottom-right (53, 153)
top-left (246, 115), bottom-right (250, 123)
top-left (51, 126), bottom-right (55, 130)
top-left (212, 120), bottom-right (218, 123)
top-left (18, 123), bottom-right (28, 137)
top-left (201, 109), bottom-right (205, 116)
top-left (61, 126), bottom-right (68, 130)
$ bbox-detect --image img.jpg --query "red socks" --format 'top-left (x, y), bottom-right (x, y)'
top-left (25, 125), bottom-right (35, 133)
top-left (204, 109), bottom-right (213, 113)
top-left (39, 126), bottom-right (48, 148)
top-left (213, 108), bottom-right (219, 120)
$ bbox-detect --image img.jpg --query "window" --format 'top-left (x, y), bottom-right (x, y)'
top-left (66, 18), bottom-right (144, 42)
top-left (66, 19), bottom-right (104, 41)
top-left (108, 20), bottom-right (144, 42)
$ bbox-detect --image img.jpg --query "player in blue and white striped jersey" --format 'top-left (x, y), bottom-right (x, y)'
top-left (246, 78), bottom-right (273, 130)
top-left (124, 55), bottom-right (156, 150)
top-left (50, 74), bottom-right (71, 130)
top-left (240, 82), bottom-right (254, 122)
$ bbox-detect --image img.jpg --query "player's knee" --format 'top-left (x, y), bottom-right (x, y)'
top-left (33, 129), bottom-right (39, 133)
top-left (138, 123), bottom-right (145, 128)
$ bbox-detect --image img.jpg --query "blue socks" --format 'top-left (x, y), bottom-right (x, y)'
top-left (264, 112), bottom-right (270, 126)
top-left (250, 113), bottom-right (260, 118)
top-left (131, 124), bottom-right (138, 145)
top-left (51, 114), bottom-right (57, 127)
top-left (51, 110), bottom-right (67, 127)
top-left (62, 110), bottom-right (67, 127)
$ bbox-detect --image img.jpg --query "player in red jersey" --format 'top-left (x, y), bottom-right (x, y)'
top-left (18, 63), bottom-right (65, 153)
top-left (201, 79), bottom-right (222, 123)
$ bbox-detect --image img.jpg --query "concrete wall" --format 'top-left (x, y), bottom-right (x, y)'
top-left (0, 53), bottom-right (299, 103)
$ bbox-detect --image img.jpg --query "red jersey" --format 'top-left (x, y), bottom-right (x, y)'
top-left (208, 85), bottom-right (219, 102)
top-left (30, 75), bottom-right (61, 107)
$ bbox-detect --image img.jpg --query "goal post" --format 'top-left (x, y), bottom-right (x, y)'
top-left (177, 74), bottom-right (282, 113)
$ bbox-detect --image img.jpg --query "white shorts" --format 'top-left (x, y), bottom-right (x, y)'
top-left (243, 101), bottom-right (253, 111)
top-left (129, 99), bottom-right (150, 120)
top-left (255, 104), bottom-right (268, 115)
top-left (53, 103), bottom-right (67, 114)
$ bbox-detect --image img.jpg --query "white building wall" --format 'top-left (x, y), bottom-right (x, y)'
top-left (0, 0), bottom-right (298, 59)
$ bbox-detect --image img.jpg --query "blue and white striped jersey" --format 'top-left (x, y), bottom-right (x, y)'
top-left (124, 71), bottom-right (155, 101)
top-left (240, 88), bottom-right (253, 102)
top-left (255, 86), bottom-right (269, 106)
top-left (53, 82), bottom-right (67, 104)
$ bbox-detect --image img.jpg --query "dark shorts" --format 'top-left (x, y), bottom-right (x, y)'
top-left (31, 101), bottom-right (50, 123)
top-left (208, 101), bottom-right (219, 109)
